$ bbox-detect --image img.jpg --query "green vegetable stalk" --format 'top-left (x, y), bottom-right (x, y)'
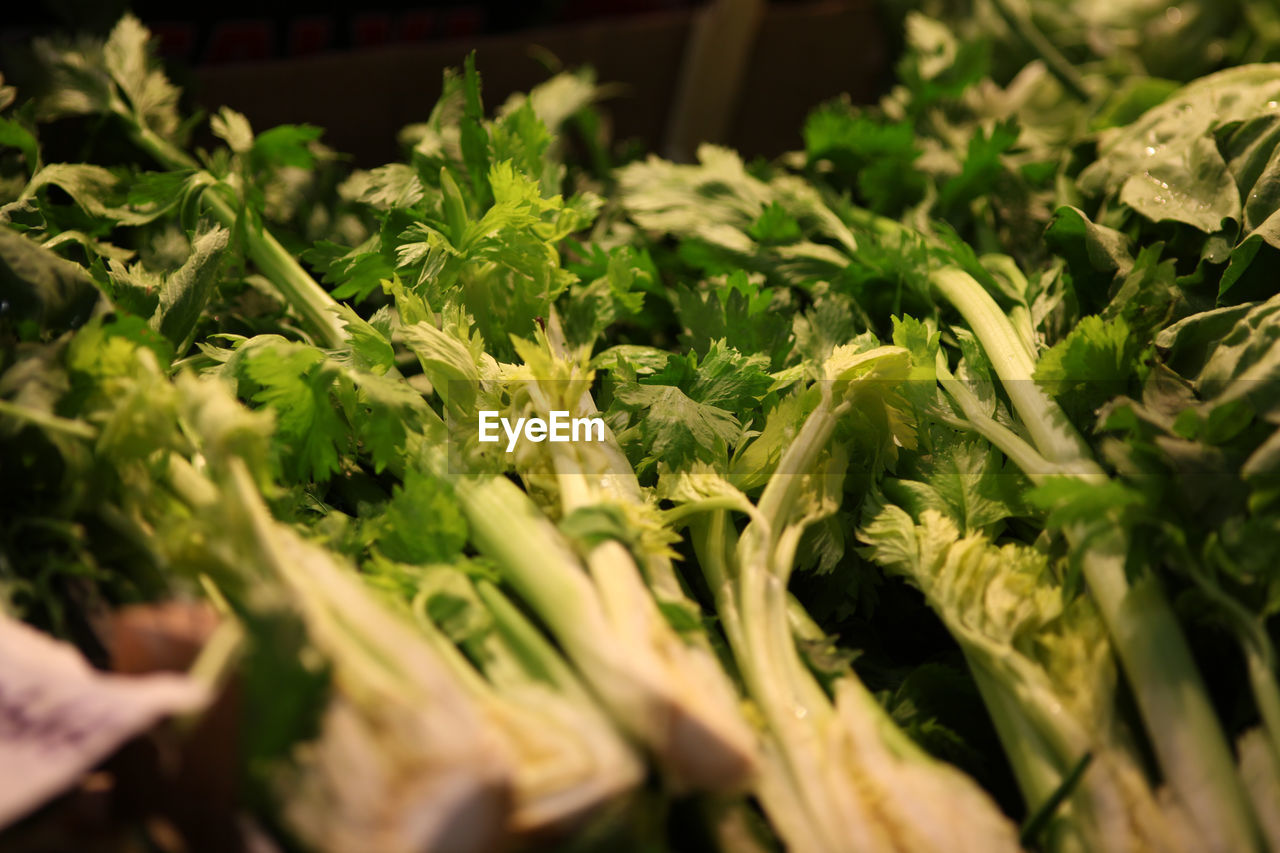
top-left (405, 576), bottom-right (645, 835)
top-left (34, 17), bottom-right (758, 794)
top-left (459, 473), bottom-right (757, 791)
top-left (14, 10), bottom-right (1280, 852)
top-left (19, 345), bottom-right (519, 853)
top-left (30, 15), bottom-right (347, 348)
top-left (930, 264), bottom-right (1265, 853)
top-left (858, 495), bottom-right (1192, 852)
top-left (465, 327), bottom-right (759, 790)
top-left (123, 116), bottom-right (349, 350)
top-left (680, 346), bottom-right (1022, 853)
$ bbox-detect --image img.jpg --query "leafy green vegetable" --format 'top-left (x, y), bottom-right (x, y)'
top-left (7, 7), bottom-right (1280, 853)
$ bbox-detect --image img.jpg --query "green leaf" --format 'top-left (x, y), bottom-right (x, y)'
top-left (305, 237), bottom-right (397, 303)
top-left (614, 382), bottom-right (741, 467)
top-left (1044, 206), bottom-right (1133, 313)
top-left (1101, 244), bottom-right (1182, 340)
top-left (881, 663), bottom-right (992, 778)
top-left (1160, 295), bottom-right (1280, 397)
top-left (149, 224), bottom-right (229, 352)
top-left (371, 469), bottom-right (467, 564)
top-left (340, 362), bottom-right (427, 474)
top-left (1091, 77), bottom-right (1179, 130)
top-left (400, 316), bottom-right (482, 417)
top-left (643, 340), bottom-right (773, 418)
top-left (558, 504), bottom-right (633, 551)
top-left (342, 164), bottom-right (425, 211)
top-left (377, 561), bottom-right (491, 644)
top-left (858, 501), bottom-right (1067, 651)
top-left (1156, 305), bottom-right (1253, 380)
top-left (380, 275), bottom-right (432, 326)
top-left (675, 271), bottom-right (792, 368)
top-left (66, 313), bottom-right (173, 381)
top-left (31, 36), bottom-right (115, 123)
top-left (488, 99), bottom-right (552, 186)
top-left (747, 202), bottom-right (803, 244)
top-left (591, 344), bottom-right (671, 375)
top-left (892, 441), bottom-right (1022, 534)
top-left (1080, 64), bottom-right (1280, 233)
top-left (619, 145), bottom-right (766, 241)
top-left (1025, 477), bottom-right (1147, 531)
top-left (795, 511), bottom-right (851, 576)
top-left (334, 304), bottom-right (395, 375)
top-left (1034, 315), bottom-right (1145, 420)
top-left (438, 166), bottom-right (470, 245)
top-left (0, 117), bottom-right (38, 173)
top-left (14, 163), bottom-right (174, 226)
top-left (100, 258), bottom-right (160, 318)
top-left (728, 390), bottom-right (816, 491)
top-left (938, 120), bottom-right (1019, 213)
top-left (520, 68), bottom-right (598, 133)
top-left (252, 124), bottom-right (323, 170)
top-left (0, 228), bottom-right (101, 332)
top-left (890, 313), bottom-right (942, 415)
top-left (897, 12), bottom-right (989, 109)
top-left (560, 244), bottom-right (651, 347)
top-left (804, 103), bottom-right (926, 213)
top-left (237, 338), bottom-right (347, 483)
top-left (211, 107), bottom-right (254, 155)
top-left (891, 314), bottom-right (939, 366)
top-left (466, 160), bottom-right (550, 247)
top-left (102, 14), bottom-right (181, 138)
top-left (459, 52), bottom-right (492, 207)
top-left (237, 607), bottom-right (330, 765)
top-left (127, 169), bottom-right (199, 218)
top-left (792, 290), bottom-right (864, 365)
top-left (1124, 135), bottom-right (1237, 233)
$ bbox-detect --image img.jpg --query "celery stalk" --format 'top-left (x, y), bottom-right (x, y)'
top-left (126, 125), bottom-right (348, 349)
top-left (930, 264), bottom-right (1264, 853)
top-left (458, 474), bottom-right (757, 791)
top-left (128, 96), bottom-right (757, 793)
top-left (681, 353), bottom-right (1023, 853)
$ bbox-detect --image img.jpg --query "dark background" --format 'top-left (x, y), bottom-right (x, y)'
top-left (1, 0), bottom-right (889, 166)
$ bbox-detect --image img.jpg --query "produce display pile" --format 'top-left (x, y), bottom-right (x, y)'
top-left (2, 2), bottom-right (1280, 851)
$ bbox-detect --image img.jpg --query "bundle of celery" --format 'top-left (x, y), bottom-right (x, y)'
top-left (2, 4), bottom-right (1279, 851)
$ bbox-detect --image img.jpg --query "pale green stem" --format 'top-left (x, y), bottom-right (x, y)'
top-left (661, 496), bottom-right (767, 530)
top-left (689, 512), bottom-right (845, 852)
top-left (1192, 545), bottom-right (1280, 770)
top-left (931, 267), bottom-right (1099, 472)
top-left (986, 0), bottom-right (1091, 101)
top-left (1245, 642), bottom-right (1280, 771)
top-left (128, 124), bottom-right (347, 348)
top-left (933, 264), bottom-right (1263, 852)
top-left (0, 399), bottom-right (97, 439)
top-left (968, 663), bottom-right (1085, 853)
top-left (474, 580), bottom-right (593, 699)
top-left (1076, 539), bottom-right (1261, 852)
top-left (935, 354), bottom-right (1067, 484)
top-left (456, 476), bottom-right (609, 656)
